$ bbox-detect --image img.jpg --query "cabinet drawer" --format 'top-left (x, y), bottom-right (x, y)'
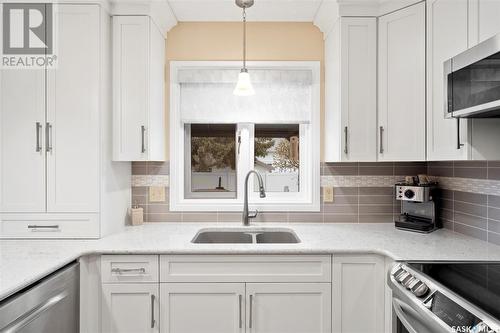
top-left (0, 213), bottom-right (99, 239)
top-left (102, 255), bottom-right (159, 283)
top-left (160, 255), bottom-right (332, 283)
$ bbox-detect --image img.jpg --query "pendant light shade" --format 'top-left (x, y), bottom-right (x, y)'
top-left (234, 0), bottom-right (255, 96)
top-left (233, 69), bottom-right (255, 96)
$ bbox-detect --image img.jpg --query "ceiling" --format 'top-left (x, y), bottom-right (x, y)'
top-left (166, 0), bottom-right (324, 22)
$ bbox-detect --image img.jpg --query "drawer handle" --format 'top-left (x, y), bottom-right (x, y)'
top-left (249, 294), bottom-right (254, 329)
top-left (238, 294), bottom-right (243, 328)
top-left (111, 268), bottom-right (146, 275)
top-left (27, 225), bottom-right (60, 232)
top-left (151, 294), bottom-right (156, 328)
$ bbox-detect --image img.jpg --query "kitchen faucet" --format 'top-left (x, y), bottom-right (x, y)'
top-left (243, 170), bottom-right (266, 226)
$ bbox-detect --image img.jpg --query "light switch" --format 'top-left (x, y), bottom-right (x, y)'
top-left (323, 187), bottom-right (334, 203)
top-left (149, 186), bottom-right (166, 202)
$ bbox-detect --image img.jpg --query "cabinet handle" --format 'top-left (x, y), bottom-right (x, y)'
top-left (238, 294), bottom-right (243, 328)
top-left (249, 294), bottom-right (253, 329)
top-left (46, 122), bottom-right (53, 153)
top-left (379, 126), bottom-right (384, 154)
top-left (456, 118), bottom-right (464, 150)
top-left (141, 125), bottom-right (146, 153)
top-left (27, 224), bottom-right (60, 231)
top-left (35, 122), bottom-right (42, 152)
top-left (151, 294), bottom-right (156, 328)
top-left (110, 267), bottom-right (146, 275)
top-left (344, 126), bottom-right (348, 155)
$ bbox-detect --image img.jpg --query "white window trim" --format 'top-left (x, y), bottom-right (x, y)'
top-left (169, 61), bottom-right (321, 212)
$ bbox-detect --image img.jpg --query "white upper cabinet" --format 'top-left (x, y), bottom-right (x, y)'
top-left (469, 0), bottom-right (500, 45)
top-left (113, 16), bottom-right (166, 161)
top-left (324, 17), bottom-right (377, 162)
top-left (378, 2), bottom-right (426, 161)
top-left (426, 0), bottom-right (469, 161)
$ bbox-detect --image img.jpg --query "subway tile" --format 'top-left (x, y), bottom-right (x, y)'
top-left (148, 163), bottom-right (170, 175)
top-left (324, 214), bottom-right (358, 223)
top-left (454, 191), bottom-right (487, 205)
top-left (148, 204), bottom-right (170, 214)
top-left (488, 161), bottom-right (500, 167)
top-left (288, 213), bottom-right (323, 223)
top-left (488, 219), bottom-right (500, 234)
top-left (442, 220), bottom-right (454, 230)
top-left (394, 162), bottom-right (428, 176)
top-left (428, 161), bottom-right (454, 168)
top-left (439, 198), bottom-right (454, 210)
top-left (182, 212), bottom-right (218, 223)
top-left (217, 212), bottom-right (242, 223)
top-left (359, 195), bottom-right (393, 205)
top-left (251, 212), bottom-right (288, 223)
top-left (488, 168), bottom-right (500, 180)
top-left (428, 167), bottom-right (454, 177)
top-left (435, 189), bottom-right (454, 200)
top-left (454, 201), bottom-right (487, 217)
top-left (322, 165), bottom-right (358, 176)
top-left (454, 161), bottom-right (488, 168)
top-left (358, 187), bottom-right (393, 195)
top-left (454, 212), bottom-right (487, 230)
top-left (323, 204), bottom-right (358, 214)
top-left (488, 231), bottom-right (500, 246)
top-left (438, 208), bottom-right (454, 221)
top-left (146, 213), bottom-right (182, 222)
top-left (488, 195), bottom-right (500, 209)
top-left (359, 162), bottom-right (394, 167)
top-left (132, 195), bottom-right (147, 205)
top-left (325, 195), bottom-right (358, 205)
top-left (454, 167), bottom-right (487, 179)
top-left (359, 215), bottom-right (393, 223)
top-left (359, 166), bottom-right (394, 176)
top-left (488, 207), bottom-right (500, 221)
top-left (333, 187), bottom-right (358, 196)
top-left (359, 205), bottom-right (393, 214)
top-left (132, 186), bottom-right (148, 196)
top-left (454, 223), bottom-right (487, 241)
top-left (132, 162), bottom-right (148, 175)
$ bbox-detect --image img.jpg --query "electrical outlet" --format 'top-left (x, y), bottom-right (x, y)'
top-left (323, 187), bottom-right (334, 203)
top-left (149, 186), bottom-right (166, 202)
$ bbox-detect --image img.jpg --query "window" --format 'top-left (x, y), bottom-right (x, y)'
top-left (170, 61), bottom-right (320, 212)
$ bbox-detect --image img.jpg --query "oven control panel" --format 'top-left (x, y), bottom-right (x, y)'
top-left (391, 264), bottom-right (429, 297)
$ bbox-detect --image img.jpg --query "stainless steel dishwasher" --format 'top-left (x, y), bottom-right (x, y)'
top-left (0, 262), bottom-right (79, 333)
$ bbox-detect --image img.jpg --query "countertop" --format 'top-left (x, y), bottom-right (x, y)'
top-left (2, 222), bottom-right (500, 301)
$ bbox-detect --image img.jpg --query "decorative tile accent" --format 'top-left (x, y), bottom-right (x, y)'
top-left (321, 176), bottom-right (401, 187)
top-left (132, 175), bottom-right (170, 187)
top-left (436, 176), bottom-right (500, 196)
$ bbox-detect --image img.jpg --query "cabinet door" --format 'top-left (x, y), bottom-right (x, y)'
top-left (426, 0), bottom-right (469, 161)
top-left (0, 70), bottom-right (46, 212)
top-left (332, 255), bottom-right (385, 333)
top-left (246, 283), bottom-right (331, 333)
top-left (46, 5), bottom-right (100, 212)
top-left (341, 18), bottom-right (377, 162)
top-left (378, 2), bottom-right (426, 161)
top-left (469, 0), bottom-right (500, 44)
top-left (160, 283), bottom-right (245, 333)
top-left (102, 283), bottom-right (159, 333)
top-left (112, 16), bottom-right (150, 161)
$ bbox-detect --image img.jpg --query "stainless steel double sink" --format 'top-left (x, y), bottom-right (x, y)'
top-left (192, 228), bottom-right (300, 244)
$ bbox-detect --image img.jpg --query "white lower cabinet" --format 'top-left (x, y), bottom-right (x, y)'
top-left (160, 283), bottom-right (245, 333)
top-left (332, 255), bottom-right (385, 333)
top-left (101, 283), bottom-right (159, 333)
top-left (246, 283), bottom-right (331, 333)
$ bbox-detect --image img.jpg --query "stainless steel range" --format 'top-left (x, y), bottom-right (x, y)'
top-left (389, 262), bottom-right (500, 333)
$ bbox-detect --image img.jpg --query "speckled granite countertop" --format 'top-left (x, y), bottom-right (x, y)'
top-left (1, 222), bottom-right (500, 300)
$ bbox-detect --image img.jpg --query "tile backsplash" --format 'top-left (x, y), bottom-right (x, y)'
top-left (131, 160), bottom-right (500, 246)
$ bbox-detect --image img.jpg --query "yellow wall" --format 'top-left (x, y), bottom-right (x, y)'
top-left (165, 22), bottom-right (325, 159)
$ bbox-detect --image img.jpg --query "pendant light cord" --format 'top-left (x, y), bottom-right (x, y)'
top-left (243, 7), bottom-right (247, 70)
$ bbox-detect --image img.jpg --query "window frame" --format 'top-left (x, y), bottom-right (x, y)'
top-left (169, 61), bottom-right (321, 212)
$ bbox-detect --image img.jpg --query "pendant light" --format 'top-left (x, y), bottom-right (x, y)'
top-left (233, 0), bottom-right (255, 96)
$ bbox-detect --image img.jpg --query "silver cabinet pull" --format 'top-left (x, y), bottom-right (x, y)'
top-left (27, 224), bottom-right (60, 231)
top-left (1, 291), bottom-right (67, 333)
top-left (456, 118), bottom-right (464, 150)
top-left (110, 267), bottom-right (146, 275)
top-left (379, 126), bottom-right (384, 154)
top-left (151, 294), bottom-right (156, 328)
top-left (141, 125), bottom-right (146, 153)
top-left (45, 122), bottom-right (53, 153)
top-left (344, 126), bottom-right (348, 155)
top-left (249, 294), bottom-right (253, 329)
top-left (35, 122), bottom-right (42, 152)
top-left (238, 294), bottom-right (243, 329)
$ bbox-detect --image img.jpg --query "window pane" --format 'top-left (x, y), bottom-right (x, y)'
top-left (186, 124), bottom-right (237, 199)
top-left (254, 124), bottom-right (300, 193)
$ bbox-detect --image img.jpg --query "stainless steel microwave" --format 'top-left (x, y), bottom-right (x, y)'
top-left (445, 33), bottom-right (500, 118)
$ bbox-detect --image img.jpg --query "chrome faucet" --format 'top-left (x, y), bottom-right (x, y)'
top-left (243, 170), bottom-right (266, 226)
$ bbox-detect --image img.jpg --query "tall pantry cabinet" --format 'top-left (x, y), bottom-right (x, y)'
top-left (0, 4), bottom-right (130, 238)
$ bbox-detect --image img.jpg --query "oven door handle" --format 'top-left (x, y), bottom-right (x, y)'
top-left (393, 298), bottom-right (431, 333)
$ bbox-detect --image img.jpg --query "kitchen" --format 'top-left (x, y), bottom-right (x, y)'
top-left (1, 0), bottom-right (500, 332)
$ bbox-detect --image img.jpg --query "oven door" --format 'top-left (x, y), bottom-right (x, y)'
top-left (445, 33), bottom-right (500, 118)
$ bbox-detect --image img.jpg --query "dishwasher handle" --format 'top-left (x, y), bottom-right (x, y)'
top-left (1, 291), bottom-right (68, 333)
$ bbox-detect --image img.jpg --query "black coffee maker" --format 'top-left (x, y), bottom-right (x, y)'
top-left (394, 176), bottom-right (440, 233)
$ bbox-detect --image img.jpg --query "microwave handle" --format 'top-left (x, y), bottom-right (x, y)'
top-left (456, 118), bottom-right (464, 150)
